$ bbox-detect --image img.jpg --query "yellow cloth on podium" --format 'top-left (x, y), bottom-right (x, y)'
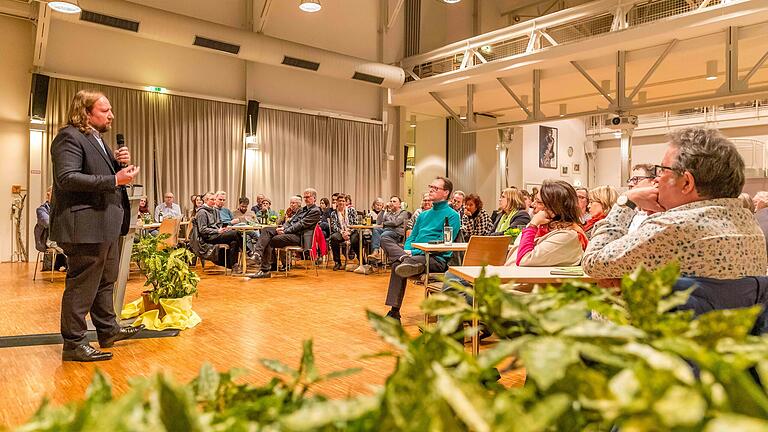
top-left (121, 295), bottom-right (201, 330)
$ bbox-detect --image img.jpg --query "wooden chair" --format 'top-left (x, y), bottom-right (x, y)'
top-left (424, 235), bottom-right (511, 325)
top-left (277, 224), bottom-right (323, 277)
top-left (157, 218), bottom-right (181, 249)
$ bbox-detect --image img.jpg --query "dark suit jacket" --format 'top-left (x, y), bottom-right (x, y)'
top-left (284, 204), bottom-right (322, 250)
top-left (49, 125), bottom-right (130, 244)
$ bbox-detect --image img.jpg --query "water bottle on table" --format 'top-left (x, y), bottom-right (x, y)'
top-left (443, 217), bottom-right (453, 245)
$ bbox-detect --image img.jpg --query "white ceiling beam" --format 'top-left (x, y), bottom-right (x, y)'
top-left (496, 77), bottom-right (532, 118)
top-left (429, 92), bottom-right (466, 128)
top-left (386, 0), bottom-right (404, 31)
top-left (571, 60), bottom-right (615, 105)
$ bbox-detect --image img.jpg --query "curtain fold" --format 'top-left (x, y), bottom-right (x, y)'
top-left (249, 108), bottom-right (384, 209)
top-left (44, 77), bottom-right (245, 214)
top-left (447, 118), bottom-right (476, 193)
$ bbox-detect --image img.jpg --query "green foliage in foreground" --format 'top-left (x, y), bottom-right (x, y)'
top-left (131, 234), bottom-right (200, 304)
top-left (15, 264), bottom-right (768, 431)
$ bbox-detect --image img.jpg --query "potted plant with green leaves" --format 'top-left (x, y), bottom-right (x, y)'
top-left (130, 233), bottom-right (200, 320)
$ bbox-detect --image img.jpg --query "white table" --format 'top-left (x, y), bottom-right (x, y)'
top-left (447, 265), bottom-right (595, 355)
top-left (349, 224), bottom-right (381, 274)
top-left (230, 224), bottom-right (277, 275)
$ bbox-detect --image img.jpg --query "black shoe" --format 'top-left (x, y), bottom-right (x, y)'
top-left (251, 270), bottom-right (272, 279)
top-left (98, 324), bottom-right (146, 348)
top-left (333, 262), bottom-right (342, 271)
top-left (277, 265), bottom-right (288, 272)
top-left (63, 344), bottom-right (113, 362)
top-left (395, 262), bottom-right (425, 278)
top-left (314, 258), bottom-right (323, 266)
top-left (385, 309), bottom-right (401, 323)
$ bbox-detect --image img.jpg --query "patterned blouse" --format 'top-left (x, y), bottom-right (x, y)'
top-left (461, 208), bottom-right (494, 238)
top-left (582, 198), bottom-right (767, 279)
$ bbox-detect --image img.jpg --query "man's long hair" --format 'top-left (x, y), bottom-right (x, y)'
top-left (65, 90), bottom-right (105, 134)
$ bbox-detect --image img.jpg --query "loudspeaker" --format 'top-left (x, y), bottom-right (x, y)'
top-left (30, 73), bottom-right (50, 120)
top-left (245, 100), bottom-right (259, 134)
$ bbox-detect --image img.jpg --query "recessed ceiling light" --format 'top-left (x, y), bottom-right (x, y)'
top-left (299, 0), bottom-right (321, 12)
top-left (443, 0), bottom-right (461, 3)
top-left (706, 60), bottom-right (718, 81)
top-left (48, 1), bottom-right (81, 14)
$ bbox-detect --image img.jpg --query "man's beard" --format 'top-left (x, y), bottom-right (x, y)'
top-left (93, 123), bottom-right (111, 133)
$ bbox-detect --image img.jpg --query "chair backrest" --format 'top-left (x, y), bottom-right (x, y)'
top-left (158, 218), bottom-right (181, 248)
top-left (462, 236), bottom-right (511, 266)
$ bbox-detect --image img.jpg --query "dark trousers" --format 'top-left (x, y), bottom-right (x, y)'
top-left (204, 230), bottom-right (242, 268)
top-left (381, 236), bottom-right (448, 309)
top-left (255, 227), bottom-right (302, 271)
top-left (329, 231), bottom-right (360, 264)
top-left (59, 240), bottom-right (121, 350)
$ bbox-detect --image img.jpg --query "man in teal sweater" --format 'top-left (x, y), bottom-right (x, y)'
top-left (382, 176), bottom-right (462, 323)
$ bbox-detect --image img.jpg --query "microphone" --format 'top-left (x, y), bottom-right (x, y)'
top-left (116, 133), bottom-right (127, 167)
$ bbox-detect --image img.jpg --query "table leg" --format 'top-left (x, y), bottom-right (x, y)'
top-left (353, 228), bottom-right (367, 274)
top-left (423, 250), bottom-right (430, 327)
top-left (241, 231), bottom-right (248, 276)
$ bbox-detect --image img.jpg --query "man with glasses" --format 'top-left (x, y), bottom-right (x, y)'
top-left (583, 127), bottom-right (766, 279)
top-left (626, 164), bottom-right (656, 232)
top-left (154, 192), bottom-right (182, 221)
top-left (382, 177), bottom-right (462, 323)
top-left (575, 187), bottom-right (590, 224)
top-left (250, 188), bottom-right (321, 278)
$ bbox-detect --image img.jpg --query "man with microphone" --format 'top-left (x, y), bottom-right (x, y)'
top-left (50, 90), bottom-right (145, 362)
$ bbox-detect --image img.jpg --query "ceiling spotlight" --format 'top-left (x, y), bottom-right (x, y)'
top-left (299, 0), bottom-right (321, 12)
top-left (409, 114), bottom-right (416, 128)
top-left (48, 1), bottom-right (81, 14)
top-left (601, 80), bottom-right (611, 96)
top-left (443, 0), bottom-right (461, 3)
top-left (706, 60), bottom-right (718, 81)
top-left (480, 45), bottom-right (492, 54)
top-left (559, 104), bottom-right (567, 117)
top-left (459, 106), bottom-right (467, 120)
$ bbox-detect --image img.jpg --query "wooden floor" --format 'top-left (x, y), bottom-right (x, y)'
top-left (0, 260), bottom-right (524, 428)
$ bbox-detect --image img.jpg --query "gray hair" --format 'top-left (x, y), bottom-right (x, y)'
top-left (668, 127), bottom-right (744, 199)
top-left (631, 163), bottom-right (655, 177)
top-left (738, 192), bottom-right (754, 213)
top-left (303, 188), bottom-right (317, 199)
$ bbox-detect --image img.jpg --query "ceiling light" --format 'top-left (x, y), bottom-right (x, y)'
top-left (613, 132), bottom-right (622, 138)
top-left (459, 106), bottom-right (467, 120)
top-left (299, 0), bottom-right (321, 12)
top-left (706, 60), bottom-right (718, 81)
top-left (601, 80), bottom-right (611, 96)
top-left (48, 1), bottom-right (81, 14)
top-left (443, 0), bottom-right (461, 3)
top-left (480, 45), bottom-right (492, 54)
top-left (559, 104), bottom-right (567, 117)
top-left (409, 114), bottom-right (416, 128)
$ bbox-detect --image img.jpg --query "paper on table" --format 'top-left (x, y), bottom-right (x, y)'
top-left (549, 267), bottom-right (584, 276)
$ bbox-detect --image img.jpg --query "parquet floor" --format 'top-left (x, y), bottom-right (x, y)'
top-left (0, 260), bottom-right (524, 428)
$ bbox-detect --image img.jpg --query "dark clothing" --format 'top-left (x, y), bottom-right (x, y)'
top-left (378, 209), bottom-right (408, 237)
top-left (329, 231), bottom-right (360, 264)
top-left (193, 205), bottom-right (241, 267)
top-left (382, 235), bottom-right (448, 308)
top-left (34, 202), bottom-right (52, 252)
top-left (254, 203), bottom-right (321, 271)
top-left (49, 125), bottom-right (128, 350)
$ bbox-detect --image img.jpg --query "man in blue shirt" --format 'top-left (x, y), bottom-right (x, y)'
top-left (382, 176), bottom-right (461, 323)
top-left (215, 191), bottom-right (234, 225)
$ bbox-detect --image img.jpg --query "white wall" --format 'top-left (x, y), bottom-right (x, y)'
top-left (0, 16), bottom-right (35, 262)
top-left (413, 117), bottom-right (446, 197)
top-left (475, 116), bottom-right (500, 209)
top-left (520, 118), bottom-right (587, 190)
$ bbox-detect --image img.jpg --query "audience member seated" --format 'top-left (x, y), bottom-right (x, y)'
top-left (251, 188), bottom-right (322, 278)
top-left (739, 192), bottom-right (755, 213)
top-left (278, 195), bottom-right (301, 225)
top-left (318, 197), bottom-right (332, 240)
top-left (255, 197), bottom-right (278, 224)
top-left (137, 196), bottom-right (152, 222)
top-left (154, 192), bottom-right (182, 221)
top-left (523, 189), bottom-right (535, 216)
top-left (187, 194), bottom-right (204, 220)
top-left (406, 193), bottom-right (432, 234)
top-left (461, 194), bottom-right (494, 239)
top-left (328, 194), bottom-right (360, 270)
top-left (215, 191), bottom-right (233, 226)
top-left (369, 197), bottom-right (385, 221)
top-left (508, 180), bottom-right (588, 266)
top-left (450, 190), bottom-right (465, 215)
top-left (382, 176), bottom-right (461, 323)
top-left (575, 187), bottom-right (590, 224)
top-left (250, 193), bottom-right (266, 214)
top-left (368, 195), bottom-right (408, 262)
top-left (754, 191), bottom-right (768, 255)
top-left (627, 164), bottom-right (657, 232)
top-left (232, 197), bottom-right (257, 224)
top-left (583, 127), bottom-right (768, 279)
top-left (583, 185), bottom-right (618, 237)
top-left (193, 192), bottom-right (243, 271)
top-left (493, 188), bottom-right (530, 234)
top-left (34, 186), bottom-right (67, 271)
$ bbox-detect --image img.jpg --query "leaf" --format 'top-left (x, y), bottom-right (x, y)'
top-left (299, 340), bottom-right (319, 383)
top-left (85, 369), bottom-right (113, 404)
top-left (652, 385), bottom-right (706, 427)
top-left (539, 302), bottom-right (590, 334)
top-left (621, 343), bottom-right (695, 385)
top-left (322, 367), bottom-right (363, 381)
top-left (657, 286), bottom-right (694, 314)
top-left (686, 306), bottom-right (763, 347)
top-left (260, 358), bottom-right (298, 378)
top-left (519, 337), bottom-right (580, 390)
top-left (515, 393), bottom-right (572, 432)
top-left (157, 375), bottom-right (201, 432)
top-left (562, 320), bottom-right (646, 340)
top-left (280, 394), bottom-right (381, 430)
top-left (477, 337), bottom-right (531, 370)
top-left (431, 362), bottom-right (492, 432)
top-left (193, 363), bottom-right (220, 402)
top-left (703, 414), bottom-right (768, 432)
top-left (608, 369), bottom-right (640, 406)
top-left (366, 310), bottom-right (410, 351)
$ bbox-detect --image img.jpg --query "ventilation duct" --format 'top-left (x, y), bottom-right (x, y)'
top-left (193, 36), bottom-right (240, 54)
top-left (282, 56), bottom-right (320, 71)
top-left (57, 0), bottom-right (405, 89)
top-left (80, 10), bottom-right (139, 32)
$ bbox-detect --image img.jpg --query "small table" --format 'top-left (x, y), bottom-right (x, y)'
top-left (411, 242), bottom-right (470, 289)
top-left (349, 224), bottom-right (381, 274)
top-left (230, 224), bottom-right (277, 276)
top-left (136, 222), bottom-right (161, 237)
top-left (448, 265), bottom-right (595, 355)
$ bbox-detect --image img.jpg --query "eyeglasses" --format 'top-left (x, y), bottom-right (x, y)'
top-left (427, 185), bottom-right (445, 191)
top-left (627, 175), bottom-right (656, 185)
top-left (652, 164), bottom-right (681, 176)
top-left (577, 195), bottom-right (589, 201)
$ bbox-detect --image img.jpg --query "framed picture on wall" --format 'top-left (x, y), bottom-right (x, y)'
top-left (561, 166), bottom-right (569, 177)
top-left (539, 126), bottom-right (558, 169)
top-left (573, 163), bottom-right (581, 174)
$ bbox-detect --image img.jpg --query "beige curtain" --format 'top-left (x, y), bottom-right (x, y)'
top-left (44, 77), bottom-right (245, 214)
top-left (447, 118), bottom-right (476, 193)
top-left (249, 108), bottom-right (384, 209)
